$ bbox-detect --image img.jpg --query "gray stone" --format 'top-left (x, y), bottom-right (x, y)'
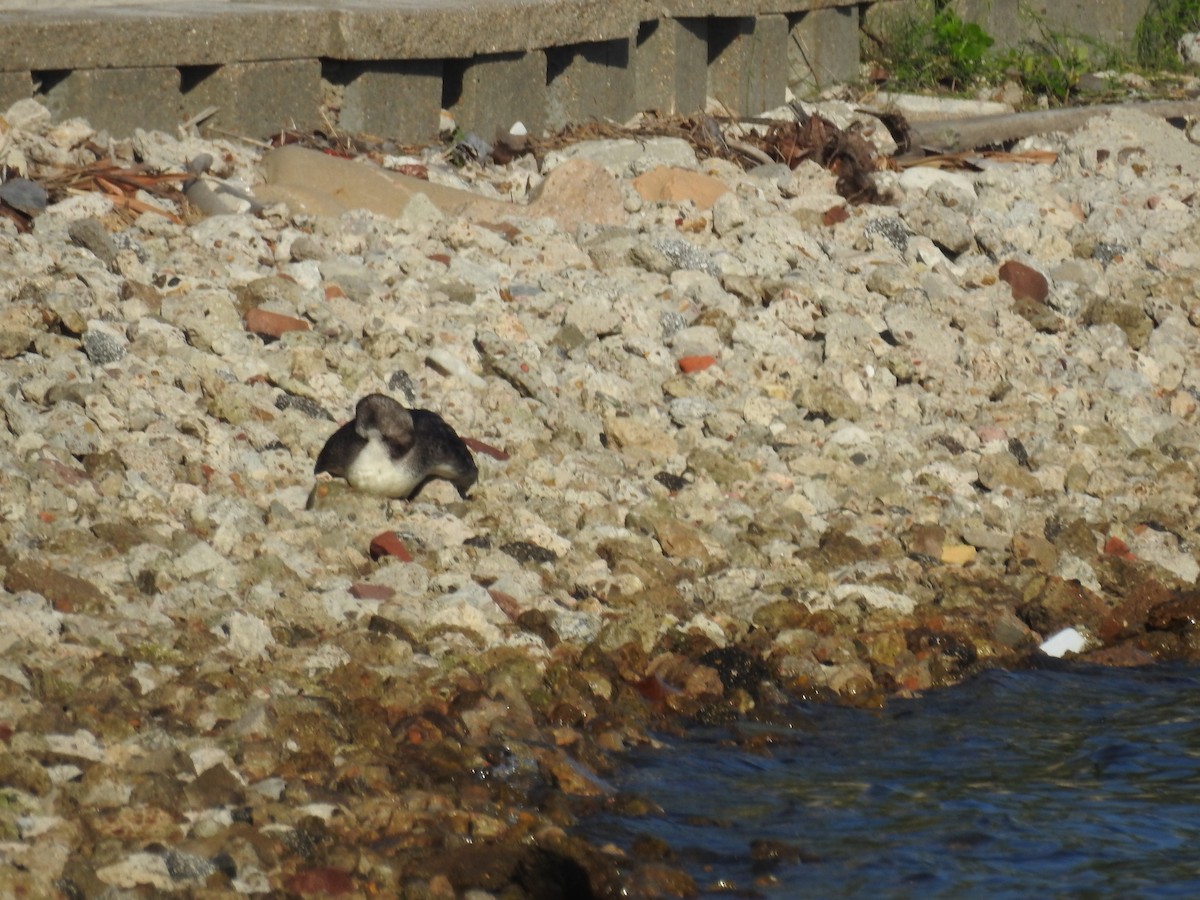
top-left (712, 192), bottom-right (748, 236)
top-left (865, 263), bottom-right (918, 298)
top-left (1102, 367), bottom-right (1153, 398)
top-left (792, 377), bottom-right (861, 422)
top-left (83, 320), bottom-right (128, 366)
top-left (43, 403), bottom-right (103, 456)
top-left (582, 228), bottom-right (639, 270)
top-left (161, 290), bottom-right (242, 353)
top-left (669, 324), bottom-right (723, 358)
top-left (0, 178), bottom-right (48, 216)
top-left (902, 198), bottom-right (974, 255)
top-left (882, 304), bottom-right (962, 371)
top-left (669, 396), bottom-right (717, 426)
top-left (68, 218), bottom-right (119, 269)
top-left (635, 234), bottom-right (719, 276)
top-left (863, 216), bottom-right (910, 253)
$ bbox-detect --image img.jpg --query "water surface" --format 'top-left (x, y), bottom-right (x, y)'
top-left (580, 664), bottom-right (1200, 897)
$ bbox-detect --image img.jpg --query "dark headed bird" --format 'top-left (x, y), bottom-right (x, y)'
top-left (315, 393), bottom-right (477, 499)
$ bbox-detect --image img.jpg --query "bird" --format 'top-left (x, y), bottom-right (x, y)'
top-left (314, 393), bottom-right (477, 499)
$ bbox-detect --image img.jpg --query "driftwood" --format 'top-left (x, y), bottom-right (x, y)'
top-left (893, 100), bottom-right (1200, 153)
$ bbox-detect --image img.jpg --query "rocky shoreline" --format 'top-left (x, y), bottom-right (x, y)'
top-left (1, 95), bottom-right (1199, 895)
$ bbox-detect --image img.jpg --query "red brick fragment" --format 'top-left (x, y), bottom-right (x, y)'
top-left (369, 532), bottom-right (413, 563)
top-left (244, 307), bottom-right (310, 339)
top-left (678, 355), bottom-right (717, 374)
top-left (462, 437), bottom-right (510, 461)
top-left (823, 205), bottom-right (849, 225)
top-left (1103, 536), bottom-right (1135, 560)
top-left (998, 260), bottom-right (1049, 302)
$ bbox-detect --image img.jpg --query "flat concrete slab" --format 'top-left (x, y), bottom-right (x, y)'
top-left (0, 1), bottom-right (640, 68)
top-left (654, 0), bottom-right (855, 14)
top-left (0, 0), bottom-right (871, 139)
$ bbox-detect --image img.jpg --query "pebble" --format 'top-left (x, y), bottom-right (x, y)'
top-left (82, 320), bottom-right (128, 365)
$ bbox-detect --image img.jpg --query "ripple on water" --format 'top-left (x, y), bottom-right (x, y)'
top-left (578, 664), bottom-right (1200, 898)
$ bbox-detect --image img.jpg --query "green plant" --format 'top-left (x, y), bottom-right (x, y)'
top-left (1001, 25), bottom-right (1116, 103)
top-left (1135, 0), bottom-right (1200, 70)
top-left (864, 1), bottom-right (997, 91)
top-left (929, 6), bottom-right (996, 88)
top-left (863, 2), bottom-right (1133, 105)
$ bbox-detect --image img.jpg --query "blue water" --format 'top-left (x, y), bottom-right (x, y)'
top-left (580, 664), bottom-right (1200, 898)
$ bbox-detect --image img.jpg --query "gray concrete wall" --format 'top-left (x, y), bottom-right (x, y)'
top-left (877, 0), bottom-right (1154, 52)
top-left (0, 0), bottom-right (870, 141)
top-left (965, 0), bottom-right (1151, 50)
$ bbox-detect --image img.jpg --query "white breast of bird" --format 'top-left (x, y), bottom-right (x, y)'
top-left (346, 432), bottom-right (423, 498)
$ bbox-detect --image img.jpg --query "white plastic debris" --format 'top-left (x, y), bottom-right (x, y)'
top-left (1039, 626), bottom-right (1089, 658)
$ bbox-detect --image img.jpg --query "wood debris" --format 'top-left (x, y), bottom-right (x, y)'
top-left (36, 158), bottom-right (188, 224)
top-left (16, 95), bottom-right (1188, 225)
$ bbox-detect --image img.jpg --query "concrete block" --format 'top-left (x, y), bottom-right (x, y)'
top-left (708, 15), bottom-right (789, 116)
top-left (953, 0), bottom-right (1144, 51)
top-left (546, 38), bottom-right (636, 132)
top-left (947, 0), bottom-right (1026, 49)
top-left (447, 51), bottom-right (547, 140)
top-left (37, 66), bottom-right (181, 135)
top-left (183, 59), bottom-right (321, 139)
top-left (331, 60), bottom-right (443, 143)
top-left (0, 71), bottom-right (33, 113)
top-left (634, 17), bottom-right (708, 115)
top-left (788, 5), bottom-right (860, 97)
